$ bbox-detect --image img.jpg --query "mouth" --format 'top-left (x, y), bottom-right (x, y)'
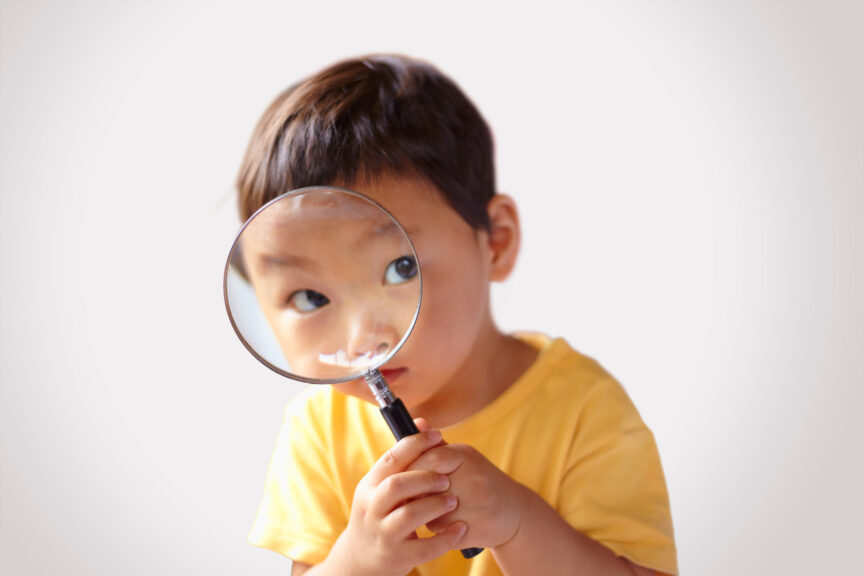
top-left (379, 367), bottom-right (407, 384)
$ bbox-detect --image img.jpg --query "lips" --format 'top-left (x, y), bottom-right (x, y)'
top-left (379, 367), bottom-right (407, 384)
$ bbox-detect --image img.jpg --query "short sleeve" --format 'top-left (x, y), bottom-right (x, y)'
top-left (559, 378), bottom-right (678, 575)
top-left (247, 393), bottom-right (349, 565)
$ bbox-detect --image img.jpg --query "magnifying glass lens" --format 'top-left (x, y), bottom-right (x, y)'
top-left (224, 187), bottom-right (421, 384)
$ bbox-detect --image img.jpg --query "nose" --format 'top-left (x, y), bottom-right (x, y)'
top-left (345, 306), bottom-right (401, 367)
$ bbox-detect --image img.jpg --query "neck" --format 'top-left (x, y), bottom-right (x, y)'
top-left (412, 318), bottom-right (538, 429)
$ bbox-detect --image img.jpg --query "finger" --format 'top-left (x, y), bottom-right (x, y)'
top-left (381, 492), bottom-right (458, 538)
top-left (407, 444), bottom-right (463, 475)
top-left (367, 429), bottom-right (443, 485)
top-left (404, 521), bottom-right (468, 565)
top-left (368, 470), bottom-right (450, 519)
top-left (425, 511), bottom-right (458, 534)
top-left (413, 418), bottom-right (448, 446)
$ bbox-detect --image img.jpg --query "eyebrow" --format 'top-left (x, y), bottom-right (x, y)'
top-left (256, 253), bottom-right (318, 274)
top-left (361, 221), bottom-right (416, 246)
top-left (250, 219), bottom-right (415, 276)
top-left (371, 221), bottom-right (397, 237)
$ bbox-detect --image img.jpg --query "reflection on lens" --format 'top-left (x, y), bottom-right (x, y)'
top-left (318, 343), bottom-right (390, 370)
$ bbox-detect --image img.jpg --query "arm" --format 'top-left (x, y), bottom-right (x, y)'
top-left (491, 481), bottom-right (657, 576)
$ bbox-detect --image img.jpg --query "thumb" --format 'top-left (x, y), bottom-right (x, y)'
top-left (413, 418), bottom-right (447, 445)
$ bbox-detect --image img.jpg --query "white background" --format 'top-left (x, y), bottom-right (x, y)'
top-left (1, 1), bottom-right (862, 574)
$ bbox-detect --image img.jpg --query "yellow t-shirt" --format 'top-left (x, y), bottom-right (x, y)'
top-left (248, 334), bottom-right (678, 575)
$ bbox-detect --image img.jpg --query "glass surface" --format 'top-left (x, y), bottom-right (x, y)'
top-left (223, 186), bottom-right (422, 383)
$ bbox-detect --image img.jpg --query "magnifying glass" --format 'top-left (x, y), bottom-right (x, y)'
top-left (223, 186), bottom-right (483, 559)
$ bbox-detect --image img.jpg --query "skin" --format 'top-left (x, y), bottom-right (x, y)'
top-left (247, 174), bottom-right (660, 576)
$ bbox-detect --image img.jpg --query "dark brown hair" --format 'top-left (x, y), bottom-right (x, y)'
top-left (235, 54), bottom-right (496, 229)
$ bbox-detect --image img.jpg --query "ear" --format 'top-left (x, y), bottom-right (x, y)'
top-left (484, 194), bottom-right (521, 282)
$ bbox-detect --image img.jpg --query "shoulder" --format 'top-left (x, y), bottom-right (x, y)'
top-left (516, 332), bottom-right (608, 379)
top-left (477, 333), bottom-right (644, 446)
top-left (516, 334), bottom-right (648, 445)
top-left (519, 334), bottom-right (630, 406)
top-left (283, 386), bottom-right (380, 436)
top-left (281, 386), bottom-right (392, 466)
top-left (283, 386), bottom-right (333, 431)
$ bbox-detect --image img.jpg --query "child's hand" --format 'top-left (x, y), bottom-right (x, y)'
top-left (407, 441), bottom-right (525, 550)
top-left (324, 421), bottom-right (468, 576)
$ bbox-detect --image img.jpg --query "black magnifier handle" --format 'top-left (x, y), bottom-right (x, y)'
top-left (366, 370), bottom-right (484, 560)
top-left (380, 398), bottom-right (420, 438)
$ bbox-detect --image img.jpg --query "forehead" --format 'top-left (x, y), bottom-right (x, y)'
top-left (240, 189), bottom-right (410, 269)
top-left (343, 174), bottom-right (469, 238)
top-left (258, 189), bottom-right (390, 226)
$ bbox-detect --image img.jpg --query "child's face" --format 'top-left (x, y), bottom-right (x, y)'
top-left (240, 173), bottom-right (497, 415)
top-left (327, 174), bottom-right (496, 413)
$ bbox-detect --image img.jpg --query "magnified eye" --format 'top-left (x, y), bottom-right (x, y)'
top-left (287, 289), bottom-right (330, 313)
top-left (384, 256), bottom-right (418, 285)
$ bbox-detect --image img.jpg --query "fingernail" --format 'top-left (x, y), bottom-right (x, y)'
top-left (455, 523), bottom-right (467, 538)
top-left (437, 474), bottom-right (450, 489)
top-left (428, 429), bottom-right (442, 443)
top-left (445, 494), bottom-right (457, 508)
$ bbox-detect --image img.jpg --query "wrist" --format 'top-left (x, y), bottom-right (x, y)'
top-left (318, 530), bottom-right (373, 576)
top-left (492, 480), bottom-right (531, 550)
top-left (325, 527), bottom-right (415, 576)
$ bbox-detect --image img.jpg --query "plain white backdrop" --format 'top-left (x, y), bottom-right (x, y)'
top-left (1, 1), bottom-right (862, 574)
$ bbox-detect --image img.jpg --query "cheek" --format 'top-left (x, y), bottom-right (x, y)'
top-left (270, 312), bottom-right (345, 378)
top-left (409, 252), bottom-right (490, 359)
top-left (275, 319), bottom-right (318, 368)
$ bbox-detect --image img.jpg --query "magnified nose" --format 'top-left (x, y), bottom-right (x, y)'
top-left (345, 309), bottom-right (401, 367)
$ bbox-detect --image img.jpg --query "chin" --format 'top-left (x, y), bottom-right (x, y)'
top-left (333, 379), bottom-right (374, 403)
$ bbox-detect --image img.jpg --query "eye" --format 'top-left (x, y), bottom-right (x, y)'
top-left (287, 289), bottom-right (330, 313)
top-left (384, 255), bottom-right (418, 285)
